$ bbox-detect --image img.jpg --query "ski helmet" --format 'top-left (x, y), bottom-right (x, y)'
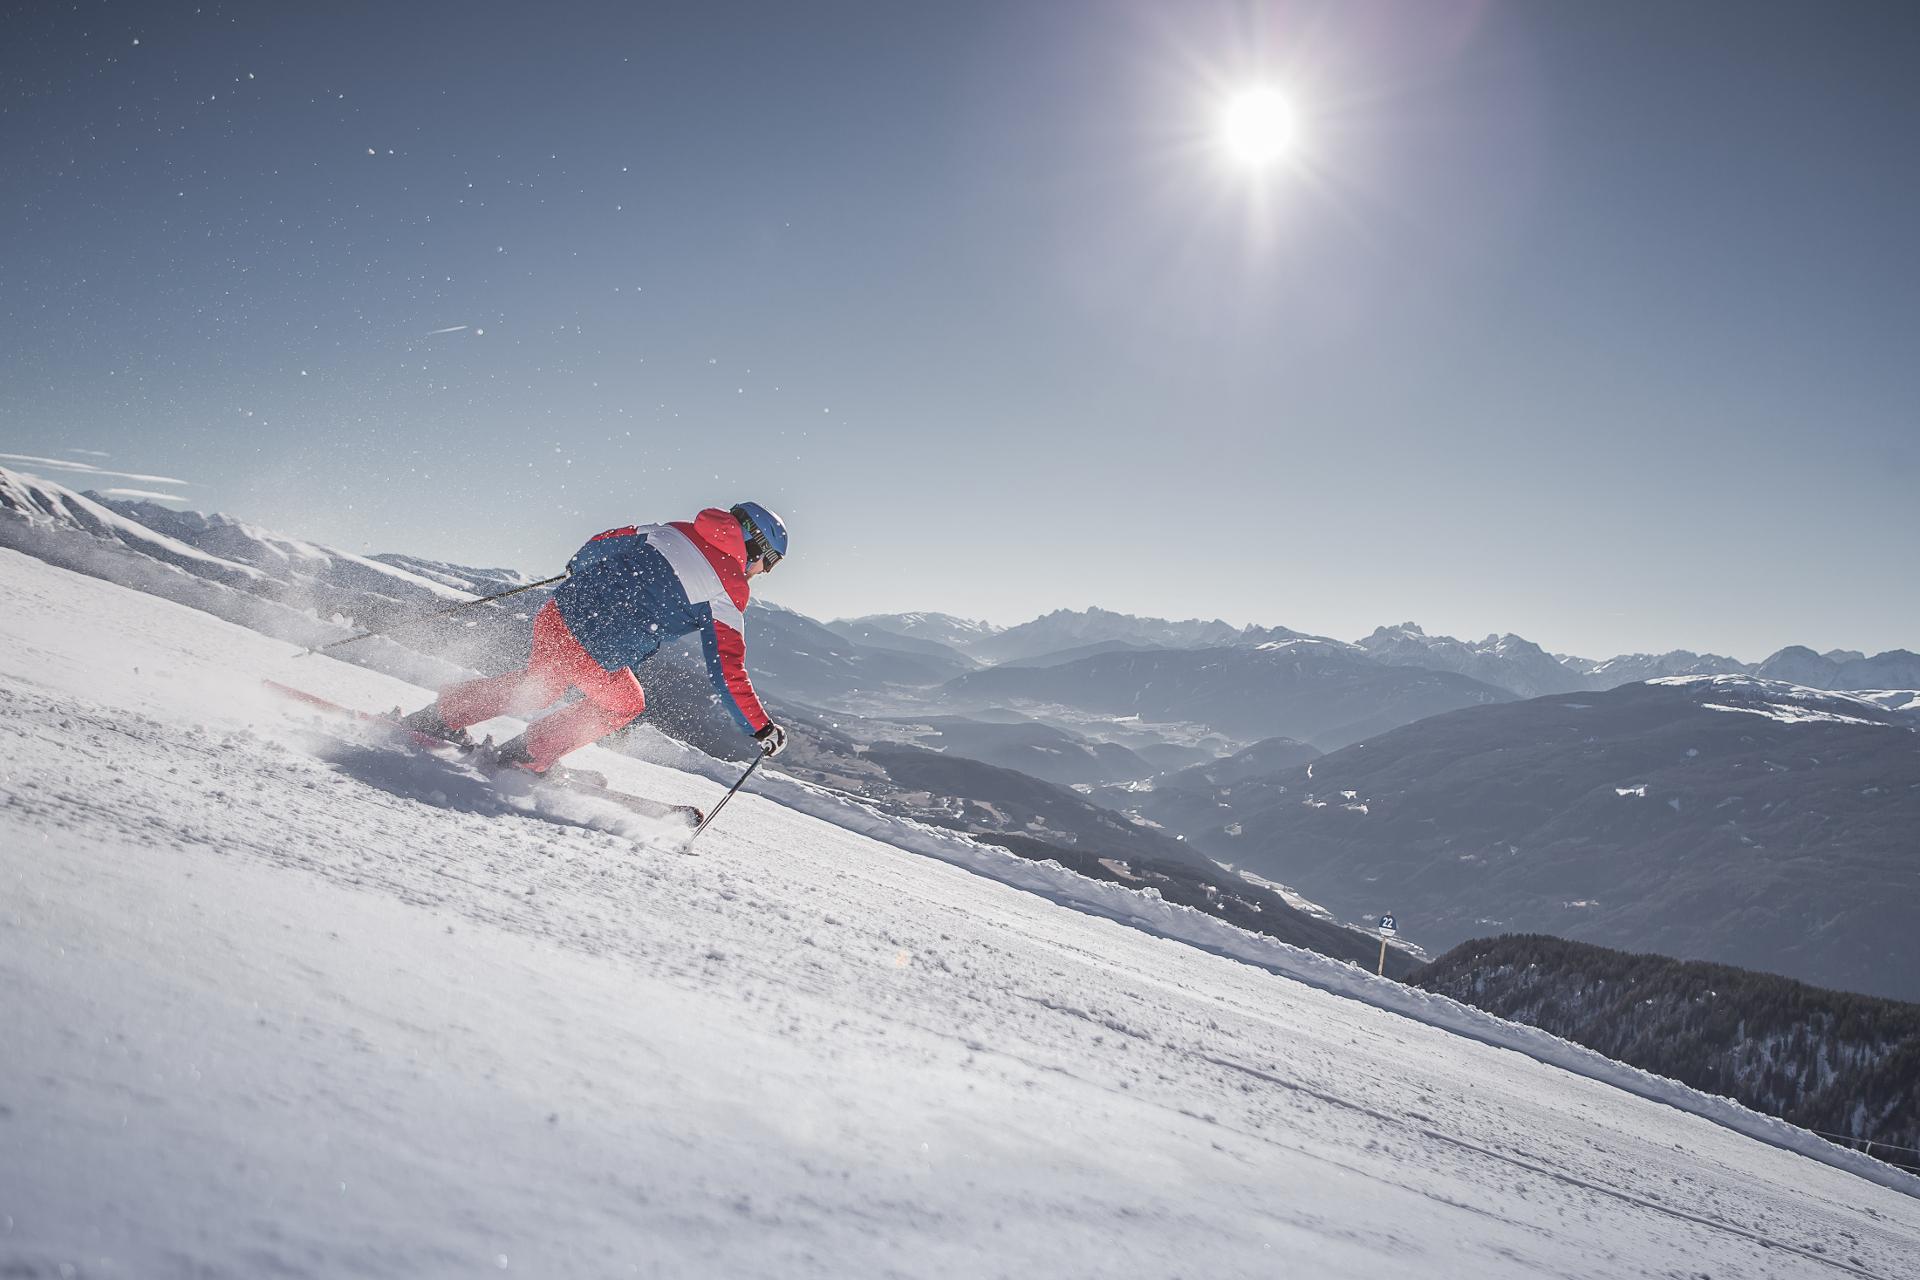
top-left (731, 501), bottom-right (789, 569)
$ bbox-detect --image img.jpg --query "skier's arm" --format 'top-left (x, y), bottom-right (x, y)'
top-left (697, 615), bottom-right (773, 735)
top-left (566, 525), bottom-right (642, 575)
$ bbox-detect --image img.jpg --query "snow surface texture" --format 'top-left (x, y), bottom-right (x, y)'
top-left (3, 547), bottom-right (1918, 1279)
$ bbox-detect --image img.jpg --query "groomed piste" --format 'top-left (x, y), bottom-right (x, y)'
top-left (3, 545), bottom-right (1917, 1278)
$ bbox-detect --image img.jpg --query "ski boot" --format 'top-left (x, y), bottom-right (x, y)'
top-left (395, 703), bottom-right (476, 750)
top-left (476, 733), bottom-right (540, 773)
top-left (476, 735), bottom-right (612, 788)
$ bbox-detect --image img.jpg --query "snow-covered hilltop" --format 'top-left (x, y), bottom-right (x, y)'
top-left (0, 467), bottom-right (468, 607)
top-left (834, 610), bottom-right (1004, 651)
top-left (4, 528), bottom-right (1919, 1275)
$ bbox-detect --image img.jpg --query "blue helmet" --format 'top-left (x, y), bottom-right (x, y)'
top-left (730, 501), bottom-right (789, 569)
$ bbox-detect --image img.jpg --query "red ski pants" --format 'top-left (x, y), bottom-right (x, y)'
top-left (435, 600), bottom-right (646, 772)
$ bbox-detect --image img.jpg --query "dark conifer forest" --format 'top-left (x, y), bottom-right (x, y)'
top-left (1413, 935), bottom-right (1920, 1173)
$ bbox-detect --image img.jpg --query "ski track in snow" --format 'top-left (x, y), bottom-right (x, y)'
top-left (2, 547), bottom-right (1918, 1278)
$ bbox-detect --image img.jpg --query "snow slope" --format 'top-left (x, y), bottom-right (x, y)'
top-left (3, 547), bottom-right (1917, 1279)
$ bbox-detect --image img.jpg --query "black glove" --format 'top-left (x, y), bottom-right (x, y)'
top-left (754, 722), bottom-right (788, 758)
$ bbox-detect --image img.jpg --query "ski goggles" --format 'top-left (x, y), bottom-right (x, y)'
top-left (747, 532), bottom-right (782, 571)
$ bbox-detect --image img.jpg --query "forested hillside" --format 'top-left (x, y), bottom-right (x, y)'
top-left (1414, 935), bottom-right (1920, 1172)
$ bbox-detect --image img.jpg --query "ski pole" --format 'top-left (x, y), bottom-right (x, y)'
top-left (295, 573), bottom-right (567, 657)
top-left (689, 753), bottom-right (764, 842)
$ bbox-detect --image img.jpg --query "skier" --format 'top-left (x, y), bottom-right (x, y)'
top-left (400, 502), bottom-right (790, 773)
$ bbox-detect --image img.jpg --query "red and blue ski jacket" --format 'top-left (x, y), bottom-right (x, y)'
top-left (552, 508), bottom-right (772, 735)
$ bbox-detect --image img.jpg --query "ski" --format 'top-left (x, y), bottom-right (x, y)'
top-left (515, 760), bottom-right (705, 829)
top-left (262, 679), bottom-right (704, 829)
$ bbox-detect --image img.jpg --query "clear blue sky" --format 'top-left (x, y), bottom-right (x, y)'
top-left (3, 0), bottom-right (1915, 660)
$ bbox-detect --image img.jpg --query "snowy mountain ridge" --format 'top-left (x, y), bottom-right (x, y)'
top-left (872, 600), bottom-right (1917, 706)
top-left (0, 465), bottom-right (271, 589)
top-left (369, 552), bottom-right (548, 598)
top-left (1357, 621), bottom-right (1583, 698)
top-left (1562, 648), bottom-right (1756, 684)
top-left (836, 610), bottom-right (1005, 650)
top-left (106, 495), bottom-right (474, 605)
top-left (1373, 622), bottom-right (1920, 701)
top-left (964, 605), bottom-right (1325, 664)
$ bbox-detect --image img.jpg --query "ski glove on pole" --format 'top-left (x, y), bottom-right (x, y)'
top-left (754, 722), bottom-right (788, 757)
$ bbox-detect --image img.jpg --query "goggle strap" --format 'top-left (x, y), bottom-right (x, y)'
top-left (745, 527), bottom-right (779, 568)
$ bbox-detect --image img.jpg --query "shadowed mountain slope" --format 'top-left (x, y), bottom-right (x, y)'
top-left (1177, 677), bottom-right (1920, 1000)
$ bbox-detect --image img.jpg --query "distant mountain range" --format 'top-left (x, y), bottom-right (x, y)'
top-left (1363, 624), bottom-right (1920, 700)
top-left (850, 607), bottom-right (1920, 705)
top-left (963, 607), bottom-right (1261, 664)
top-left (746, 602), bottom-right (977, 703)
top-left (834, 611), bottom-right (1002, 651)
top-left (1753, 645), bottom-right (1920, 690)
top-left (944, 638), bottom-right (1514, 750)
top-left (991, 638), bottom-right (1168, 669)
top-left (820, 617), bottom-right (983, 669)
top-left (1154, 675), bottom-right (1920, 1001)
top-left (1558, 649), bottom-right (1756, 684)
top-left (849, 605), bottom-right (1320, 666)
top-left (1357, 624), bottom-right (1584, 699)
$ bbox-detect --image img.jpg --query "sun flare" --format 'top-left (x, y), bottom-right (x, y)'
top-left (1220, 87), bottom-right (1297, 168)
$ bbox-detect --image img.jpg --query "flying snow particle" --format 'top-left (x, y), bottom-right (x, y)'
top-left (425, 324), bottom-right (469, 336)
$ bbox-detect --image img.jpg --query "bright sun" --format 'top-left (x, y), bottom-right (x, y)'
top-left (1220, 87), bottom-right (1297, 168)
